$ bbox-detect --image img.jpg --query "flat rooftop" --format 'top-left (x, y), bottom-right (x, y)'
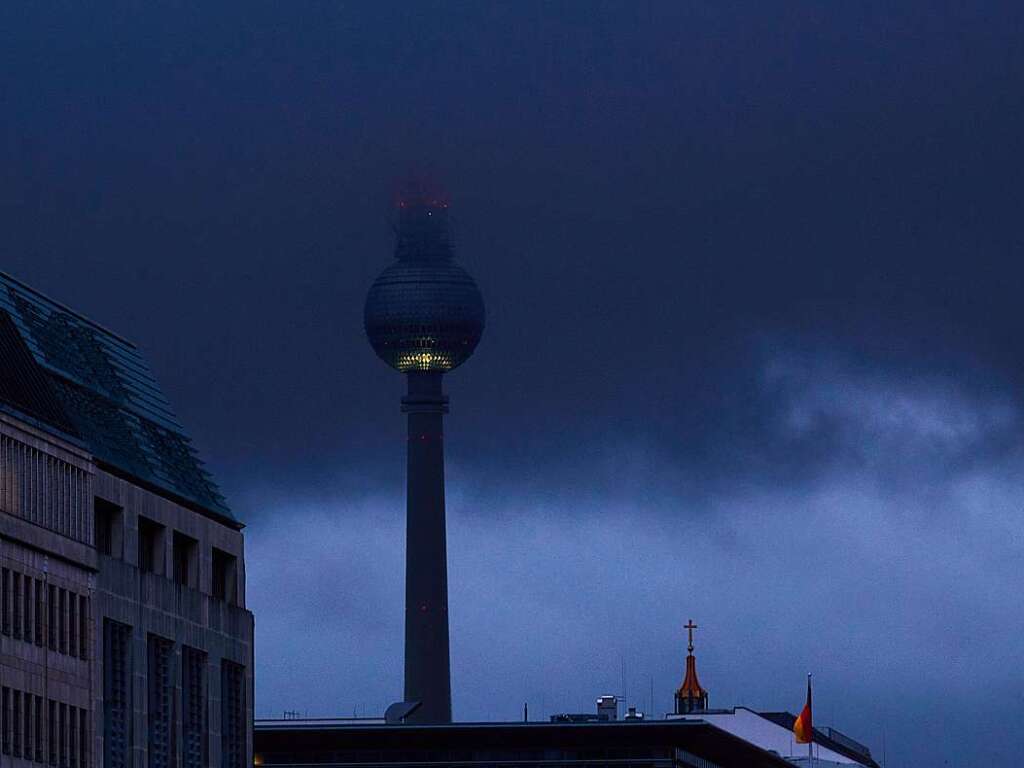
top-left (254, 718), bottom-right (795, 768)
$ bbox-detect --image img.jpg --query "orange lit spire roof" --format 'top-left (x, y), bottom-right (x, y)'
top-left (677, 619), bottom-right (708, 700)
top-left (677, 653), bottom-right (707, 699)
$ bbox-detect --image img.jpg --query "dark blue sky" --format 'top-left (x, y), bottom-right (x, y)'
top-left (3, 3), bottom-right (1023, 765)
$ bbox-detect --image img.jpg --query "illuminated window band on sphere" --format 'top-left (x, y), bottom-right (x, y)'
top-left (364, 196), bottom-right (484, 373)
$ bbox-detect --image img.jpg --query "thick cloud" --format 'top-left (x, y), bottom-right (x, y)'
top-left (248, 352), bottom-right (1024, 767)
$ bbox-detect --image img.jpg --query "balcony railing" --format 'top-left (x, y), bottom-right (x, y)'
top-left (97, 555), bottom-right (251, 638)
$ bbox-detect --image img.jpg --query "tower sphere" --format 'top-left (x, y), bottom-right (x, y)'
top-left (364, 196), bottom-right (485, 373)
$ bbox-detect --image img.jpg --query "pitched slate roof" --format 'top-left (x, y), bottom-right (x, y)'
top-left (0, 271), bottom-right (237, 527)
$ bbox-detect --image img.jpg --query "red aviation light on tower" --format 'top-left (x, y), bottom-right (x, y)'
top-left (392, 180), bottom-right (453, 263)
top-left (394, 180), bottom-right (449, 215)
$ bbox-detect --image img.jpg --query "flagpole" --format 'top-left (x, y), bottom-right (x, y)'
top-left (794, 671), bottom-right (813, 765)
top-left (807, 674), bottom-right (813, 768)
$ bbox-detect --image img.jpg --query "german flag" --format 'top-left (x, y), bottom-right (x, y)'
top-left (794, 675), bottom-right (813, 744)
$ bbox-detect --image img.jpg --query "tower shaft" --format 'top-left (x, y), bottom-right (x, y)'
top-left (401, 371), bottom-right (452, 724)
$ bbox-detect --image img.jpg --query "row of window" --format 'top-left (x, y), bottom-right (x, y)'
top-left (0, 687), bottom-right (88, 768)
top-left (0, 436), bottom-right (239, 603)
top-left (95, 500), bottom-right (239, 604)
top-left (0, 434), bottom-right (91, 544)
top-left (0, 567), bottom-right (89, 659)
top-left (102, 619), bottom-right (245, 768)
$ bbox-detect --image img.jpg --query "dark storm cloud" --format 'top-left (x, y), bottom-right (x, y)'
top-left (3, 2), bottom-right (1024, 766)
top-left (247, 355), bottom-right (1024, 766)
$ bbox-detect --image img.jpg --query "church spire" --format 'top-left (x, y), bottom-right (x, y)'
top-left (675, 619), bottom-right (709, 714)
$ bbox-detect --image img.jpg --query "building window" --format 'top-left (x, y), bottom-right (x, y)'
top-left (0, 435), bottom-right (89, 543)
top-left (69, 592), bottom-right (78, 658)
top-left (58, 588), bottom-right (67, 655)
top-left (211, 548), bottom-right (237, 603)
top-left (24, 694), bottom-right (32, 764)
top-left (1, 568), bottom-right (9, 635)
top-left (182, 646), bottom-right (208, 768)
top-left (59, 702), bottom-right (67, 768)
top-left (48, 584), bottom-right (57, 651)
top-left (138, 516), bottom-right (165, 574)
top-left (35, 695), bottom-right (44, 763)
top-left (94, 498), bottom-right (123, 558)
top-left (220, 661), bottom-right (245, 768)
top-left (103, 619), bottom-right (132, 768)
top-left (35, 578), bottom-right (44, 646)
top-left (2, 686), bottom-right (9, 755)
top-left (23, 575), bottom-right (32, 644)
top-left (78, 595), bottom-right (89, 660)
top-left (12, 690), bottom-right (20, 758)
top-left (173, 532), bottom-right (198, 588)
top-left (48, 699), bottom-right (56, 767)
top-left (69, 704), bottom-right (78, 768)
top-left (78, 706), bottom-right (88, 768)
top-left (147, 635), bottom-right (175, 768)
top-left (12, 571), bottom-right (21, 639)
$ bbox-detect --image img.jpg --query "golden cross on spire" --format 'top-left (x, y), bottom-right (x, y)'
top-left (684, 619), bottom-right (698, 654)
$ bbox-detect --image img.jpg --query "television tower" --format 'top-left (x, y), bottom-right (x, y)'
top-left (364, 188), bottom-right (485, 724)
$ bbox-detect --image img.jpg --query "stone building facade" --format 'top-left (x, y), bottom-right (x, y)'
top-left (0, 272), bottom-right (253, 767)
